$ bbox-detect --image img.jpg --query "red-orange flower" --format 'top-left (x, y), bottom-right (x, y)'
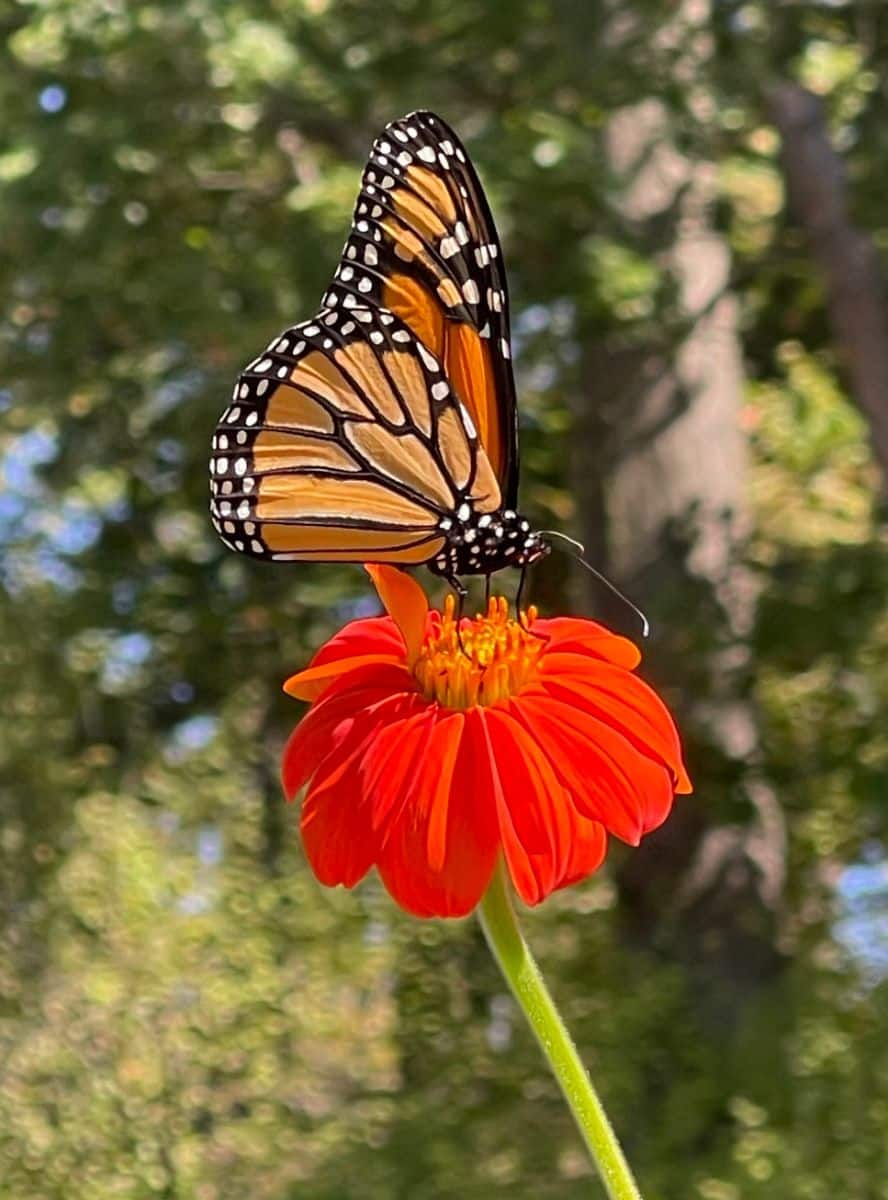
top-left (282, 566), bottom-right (691, 918)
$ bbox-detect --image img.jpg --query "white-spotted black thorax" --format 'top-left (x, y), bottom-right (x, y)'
top-left (429, 502), bottom-right (550, 579)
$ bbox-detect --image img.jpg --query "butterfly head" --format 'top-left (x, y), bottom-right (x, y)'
top-left (517, 526), bottom-right (551, 568)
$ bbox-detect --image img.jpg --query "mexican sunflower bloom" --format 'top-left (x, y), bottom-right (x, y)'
top-left (282, 566), bottom-right (691, 918)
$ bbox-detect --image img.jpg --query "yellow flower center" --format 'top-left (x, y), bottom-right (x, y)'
top-left (413, 595), bottom-right (543, 709)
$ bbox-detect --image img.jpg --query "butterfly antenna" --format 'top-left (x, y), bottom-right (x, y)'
top-left (539, 530), bottom-right (651, 639)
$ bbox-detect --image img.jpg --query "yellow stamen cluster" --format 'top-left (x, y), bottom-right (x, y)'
top-left (413, 595), bottom-right (543, 709)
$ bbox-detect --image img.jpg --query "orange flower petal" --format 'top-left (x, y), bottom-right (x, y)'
top-left (283, 653), bottom-right (404, 701)
top-left (538, 654), bottom-right (692, 793)
top-left (517, 694), bottom-right (674, 845)
top-left (555, 806), bottom-right (608, 892)
top-left (300, 715), bottom-right (387, 888)
top-left (479, 710), bottom-right (559, 905)
top-left (547, 695), bottom-right (673, 837)
top-left (365, 564), bottom-right (428, 668)
top-left (423, 715), bottom-right (465, 872)
top-left (489, 702), bottom-right (608, 901)
top-left (376, 712), bottom-right (498, 917)
top-left (298, 692), bottom-right (442, 890)
top-left (307, 615), bottom-right (405, 666)
top-left (536, 617), bottom-right (642, 669)
top-left (480, 709), bottom-right (553, 854)
top-left (363, 702), bottom-right (439, 832)
top-left (282, 680), bottom-right (415, 799)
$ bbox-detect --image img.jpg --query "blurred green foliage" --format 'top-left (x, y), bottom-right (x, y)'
top-left (2, 1), bottom-right (888, 1197)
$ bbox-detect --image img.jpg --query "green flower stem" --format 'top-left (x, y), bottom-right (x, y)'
top-left (478, 860), bottom-right (643, 1200)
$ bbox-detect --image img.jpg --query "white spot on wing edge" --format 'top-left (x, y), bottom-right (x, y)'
top-left (417, 343), bottom-right (438, 373)
top-left (459, 403), bottom-right (477, 438)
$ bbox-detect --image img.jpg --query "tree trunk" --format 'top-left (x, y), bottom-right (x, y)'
top-left (571, 77), bottom-right (785, 1013)
top-left (770, 80), bottom-right (888, 491)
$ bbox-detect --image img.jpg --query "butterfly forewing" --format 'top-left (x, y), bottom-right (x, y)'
top-left (321, 110), bottom-right (519, 505)
top-left (209, 305), bottom-right (502, 562)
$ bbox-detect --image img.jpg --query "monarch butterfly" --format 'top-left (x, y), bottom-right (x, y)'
top-left (209, 110), bottom-right (549, 595)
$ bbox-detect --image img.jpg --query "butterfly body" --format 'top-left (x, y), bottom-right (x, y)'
top-left (211, 110), bottom-right (548, 588)
top-left (428, 506), bottom-right (548, 581)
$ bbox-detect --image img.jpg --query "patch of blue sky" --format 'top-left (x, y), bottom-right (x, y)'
top-left (336, 592), bottom-right (382, 622)
top-left (0, 492), bottom-right (25, 529)
top-left (197, 826), bottom-right (223, 866)
top-left (2, 546), bottom-right (83, 594)
top-left (835, 847), bottom-right (888, 983)
top-left (45, 500), bottom-right (103, 554)
top-left (98, 632), bottom-right (153, 693)
top-left (34, 549), bottom-right (82, 592)
top-left (157, 438), bottom-right (185, 464)
top-left (114, 632), bottom-right (152, 664)
top-left (39, 85), bottom-right (67, 113)
top-left (515, 303), bottom-right (551, 336)
top-left (1, 426), bottom-right (131, 578)
top-left (172, 714), bottom-right (219, 752)
top-left (2, 427), bottom-right (59, 495)
top-left (164, 714), bottom-right (219, 764)
top-left (139, 368), bottom-right (205, 426)
top-left (177, 891), bottom-right (212, 916)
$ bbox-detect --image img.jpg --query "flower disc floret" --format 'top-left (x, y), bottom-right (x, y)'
top-left (414, 595), bottom-right (543, 709)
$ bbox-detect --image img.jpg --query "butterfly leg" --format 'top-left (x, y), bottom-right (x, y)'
top-left (484, 572), bottom-right (492, 613)
top-left (445, 574), bottom-right (471, 659)
top-left (516, 566), bottom-right (548, 643)
top-left (516, 565), bottom-right (529, 624)
top-left (444, 573), bottom-right (467, 606)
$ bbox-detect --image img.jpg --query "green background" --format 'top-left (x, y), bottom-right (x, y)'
top-left (2, 2), bottom-right (887, 1196)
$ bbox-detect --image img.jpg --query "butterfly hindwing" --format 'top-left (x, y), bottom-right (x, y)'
top-left (321, 110), bottom-right (519, 506)
top-left (209, 305), bottom-right (502, 563)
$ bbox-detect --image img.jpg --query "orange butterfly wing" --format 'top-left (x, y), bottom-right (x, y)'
top-left (322, 111), bottom-right (518, 506)
top-left (209, 306), bottom-right (501, 563)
